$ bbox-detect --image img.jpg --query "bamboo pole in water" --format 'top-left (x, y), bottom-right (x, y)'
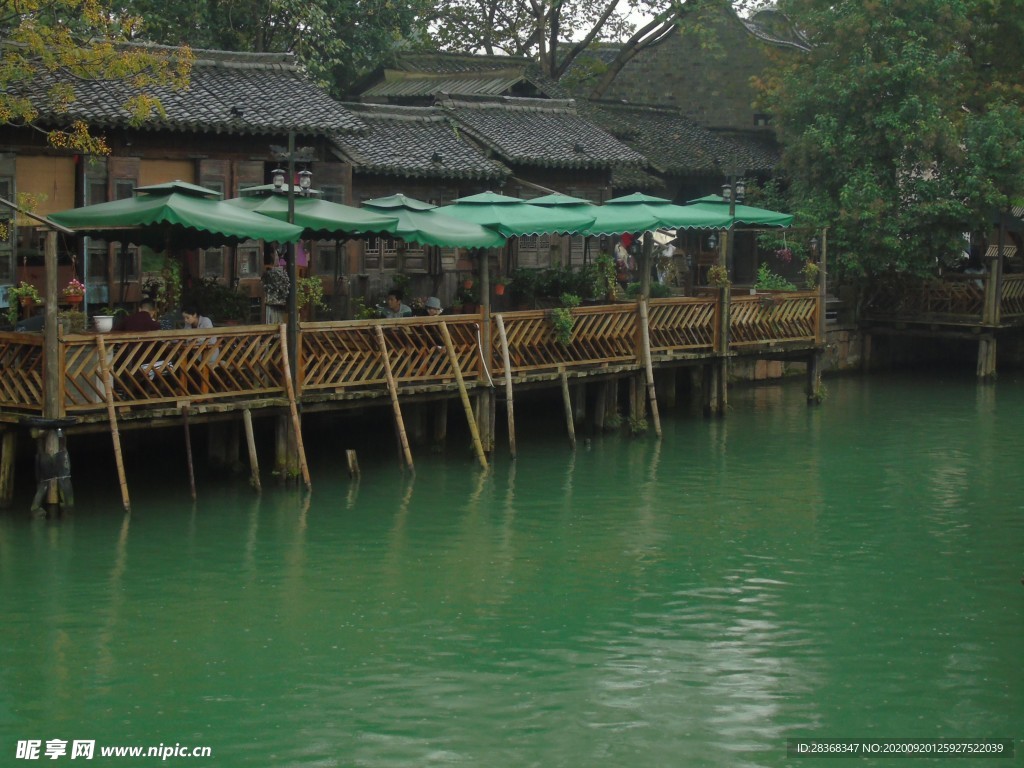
top-left (96, 335), bottom-right (130, 513)
top-left (242, 409), bottom-right (261, 492)
top-left (277, 324), bottom-right (311, 490)
top-left (374, 324), bottom-right (414, 473)
top-left (439, 321), bottom-right (488, 470)
top-left (494, 314), bottom-right (516, 458)
top-left (638, 299), bottom-right (663, 438)
top-left (182, 405), bottom-right (196, 501)
top-left (560, 367), bottom-right (576, 450)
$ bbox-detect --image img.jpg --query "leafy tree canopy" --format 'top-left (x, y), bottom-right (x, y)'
top-left (120, 0), bottom-right (435, 97)
top-left (759, 0), bottom-right (1024, 281)
top-left (0, 0), bottom-right (192, 153)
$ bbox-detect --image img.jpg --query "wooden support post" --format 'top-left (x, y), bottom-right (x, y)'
top-left (657, 368), bottom-right (678, 409)
top-left (278, 324), bottom-right (311, 490)
top-left (433, 399), bottom-right (449, 444)
top-left (274, 414), bottom-right (289, 482)
top-left (560, 367), bottom-right (576, 450)
top-left (96, 335), bottom-right (130, 513)
top-left (242, 409), bottom-right (261, 492)
top-left (705, 363), bottom-right (721, 417)
top-left (476, 389), bottom-right (494, 454)
top-left (207, 422), bottom-right (227, 468)
top-left (574, 383), bottom-right (586, 423)
top-left (439, 321), bottom-right (487, 470)
top-left (807, 350), bottom-right (824, 404)
top-left (374, 324), bottom-right (414, 473)
top-left (606, 378), bottom-right (620, 428)
top-left (407, 403), bottom-right (428, 445)
top-left (638, 299), bottom-right (662, 438)
top-left (346, 449), bottom-right (360, 478)
top-left (594, 383), bottom-right (607, 432)
top-left (0, 429), bottom-right (16, 508)
top-left (977, 336), bottom-right (997, 380)
top-left (182, 405), bottom-right (197, 502)
top-left (495, 314), bottom-right (516, 458)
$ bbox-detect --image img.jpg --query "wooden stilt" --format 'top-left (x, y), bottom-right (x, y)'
top-left (278, 324), bottom-right (311, 490)
top-left (439, 321), bottom-right (488, 470)
top-left (345, 449), bottom-right (360, 478)
top-left (638, 299), bottom-right (663, 438)
top-left (242, 409), bottom-right (261, 492)
top-left (657, 368), bottom-right (678, 409)
top-left (96, 335), bottom-right (130, 513)
top-left (0, 429), bottom-right (16, 509)
top-left (807, 350), bottom-right (824, 404)
top-left (182, 405), bottom-right (197, 502)
top-left (495, 314), bottom-right (516, 458)
top-left (374, 324), bottom-right (414, 473)
top-left (977, 336), bottom-right (997, 380)
top-left (594, 383), bottom-right (607, 432)
top-left (560, 367), bottom-right (576, 450)
top-left (433, 399), bottom-right (448, 443)
top-left (574, 383), bottom-right (586, 423)
top-left (274, 415), bottom-right (289, 482)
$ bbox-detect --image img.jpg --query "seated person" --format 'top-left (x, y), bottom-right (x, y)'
top-left (182, 303), bottom-right (214, 329)
top-left (14, 314), bottom-right (45, 332)
top-left (379, 288), bottom-right (412, 318)
top-left (117, 300), bottom-right (161, 331)
top-left (425, 296), bottom-right (443, 316)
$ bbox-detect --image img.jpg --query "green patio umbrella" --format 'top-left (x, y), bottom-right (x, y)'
top-left (49, 180), bottom-right (304, 248)
top-left (440, 191), bottom-right (596, 236)
top-left (585, 192), bottom-right (733, 236)
top-left (225, 191), bottom-right (399, 240)
top-left (361, 194), bottom-right (505, 248)
top-left (685, 195), bottom-right (794, 228)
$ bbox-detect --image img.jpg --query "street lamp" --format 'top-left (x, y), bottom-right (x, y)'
top-left (718, 166), bottom-right (745, 276)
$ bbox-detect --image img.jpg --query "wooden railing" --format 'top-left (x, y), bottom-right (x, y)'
top-left (730, 292), bottom-right (820, 346)
top-left (491, 303), bottom-right (638, 377)
top-left (300, 315), bottom-right (484, 395)
top-left (1001, 274), bottom-right (1024, 319)
top-left (867, 276), bottom-right (985, 321)
top-left (647, 297), bottom-right (718, 354)
top-left (0, 293), bottom-right (822, 418)
top-left (61, 325), bottom-right (286, 413)
top-left (0, 331), bottom-right (44, 414)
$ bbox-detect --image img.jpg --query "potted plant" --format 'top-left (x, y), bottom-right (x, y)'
top-left (94, 306), bottom-right (127, 333)
top-left (801, 260), bottom-right (821, 289)
top-left (494, 276), bottom-right (507, 296)
top-left (548, 292), bottom-right (581, 346)
top-left (6, 281), bottom-right (42, 326)
top-left (707, 265), bottom-right (731, 289)
top-left (61, 278), bottom-right (85, 306)
top-left (296, 276), bottom-right (328, 314)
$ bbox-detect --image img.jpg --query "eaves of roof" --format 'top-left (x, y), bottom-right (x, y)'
top-left (584, 101), bottom-right (780, 175)
top-left (440, 97), bottom-right (648, 171)
top-left (20, 46), bottom-right (366, 137)
top-left (333, 103), bottom-right (510, 182)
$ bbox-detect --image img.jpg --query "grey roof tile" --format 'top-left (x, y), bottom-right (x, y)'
top-left (334, 103), bottom-right (509, 182)
top-left (22, 45), bottom-right (365, 136)
top-left (440, 95), bottom-right (648, 170)
top-left (584, 101), bottom-right (780, 175)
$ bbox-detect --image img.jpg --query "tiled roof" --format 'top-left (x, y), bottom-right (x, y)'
top-left (584, 101), bottom-right (780, 175)
top-left (440, 95), bottom-right (648, 170)
top-left (362, 70), bottom-right (527, 99)
top-left (333, 103), bottom-right (509, 182)
top-left (24, 45), bottom-right (365, 136)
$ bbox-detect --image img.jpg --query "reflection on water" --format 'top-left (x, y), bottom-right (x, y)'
top-left (2, 373), bottom-right (1023, 767)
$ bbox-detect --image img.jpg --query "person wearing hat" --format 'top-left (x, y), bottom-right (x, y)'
top-left (425, 296), bottom-right (443, 316)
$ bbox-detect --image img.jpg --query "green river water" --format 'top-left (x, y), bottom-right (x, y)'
top-left (1, 372), bottom-right (1022, 767)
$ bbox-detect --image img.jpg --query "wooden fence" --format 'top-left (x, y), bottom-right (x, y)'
top-left (0, 294), bottom-right (822, 420)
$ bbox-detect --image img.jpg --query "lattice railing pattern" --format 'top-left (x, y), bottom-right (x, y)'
top-left (1000, 275), bottom-right (1024, 318)
top-left (0, 332), bottom-right (44, 413)
top-left (647, 297), bottom-right (717, 353)
top-left (301, 316), bottom-right (483, 393)
top-left (730, 293), bottom-right (818, 346)
top-left (62, 326), bottom-right (285, 411)
top-left (492, 304), bottom-right (639, 376)
top-left (867, 276), bottom-right (985, 320)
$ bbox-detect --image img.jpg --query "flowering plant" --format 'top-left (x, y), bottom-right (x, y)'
top-left (261, 266), bottom-right (290, 306)
top-left (774, 247), bottom-right (793, 264)
top-left (62, 278), bottom-right (85, 297)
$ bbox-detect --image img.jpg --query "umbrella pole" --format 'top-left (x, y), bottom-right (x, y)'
top-left (182, 404), bottom-right (197, 501)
